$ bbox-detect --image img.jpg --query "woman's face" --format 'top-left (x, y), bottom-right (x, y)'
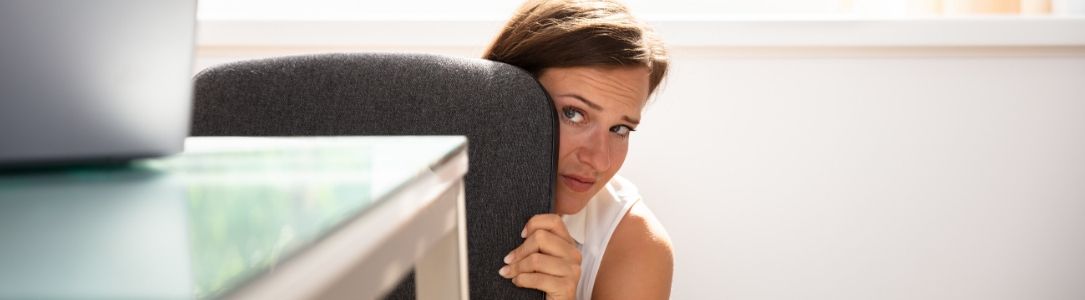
top-left (537, 66), bottom-right (651, 215)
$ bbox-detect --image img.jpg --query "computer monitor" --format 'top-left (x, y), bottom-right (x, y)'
top-left (0, 1), bottom-right (198, 168)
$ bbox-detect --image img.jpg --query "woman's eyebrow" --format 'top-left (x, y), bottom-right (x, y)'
top-left (562, 94), bottom-right (603, 111)
top-left (563, 93), bottom-right (640, 125)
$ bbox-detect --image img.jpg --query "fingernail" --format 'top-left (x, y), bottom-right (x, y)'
top-left (499, 266), bottom-right (510, 277)
top-left (503, 253), bottom-right (513, 264)
top-left (521, 228), bottom-right (526, 238)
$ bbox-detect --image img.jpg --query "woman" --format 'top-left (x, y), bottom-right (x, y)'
top-left (484, 0), bottom-right (673, 299)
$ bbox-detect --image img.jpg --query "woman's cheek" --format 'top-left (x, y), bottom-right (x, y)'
top-left (608, 139), bottom-right (629, 170)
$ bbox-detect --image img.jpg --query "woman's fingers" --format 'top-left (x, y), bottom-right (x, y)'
top-left (505, 213), bottom-right (580, 264)
top-left (500, 252), bottom-right (581, 279)
top-left (506, 228), bottom-right (582, 265)
top-left (502, 213), bottom-right (582, 300)
top-left (521, 213), bottom-right (575, 243)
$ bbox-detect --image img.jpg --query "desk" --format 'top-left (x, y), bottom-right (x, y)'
top-left (0, 136), bottom-right (469, 300)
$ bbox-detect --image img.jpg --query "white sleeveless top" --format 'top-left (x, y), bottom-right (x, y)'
top-left (561, 175), bottom-right (641, 300)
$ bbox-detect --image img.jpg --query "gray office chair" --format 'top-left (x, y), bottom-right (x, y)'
top-left (191, 53), bottom-right (555, 299)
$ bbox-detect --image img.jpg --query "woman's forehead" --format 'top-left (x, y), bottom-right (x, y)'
top-left (540, 66), bottom-right (650, 112)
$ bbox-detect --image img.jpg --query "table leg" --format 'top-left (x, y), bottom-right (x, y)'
top-left (415, 181), bottom-right (469, 300)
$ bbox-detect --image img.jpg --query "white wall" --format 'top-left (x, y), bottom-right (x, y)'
top-left (196, 18), bottom-right (1085, 299)
top-left (622, 46), bottom-right (1085, 299)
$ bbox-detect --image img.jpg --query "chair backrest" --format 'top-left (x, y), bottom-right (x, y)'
top-left (191, 53), bottom-right (554, 299)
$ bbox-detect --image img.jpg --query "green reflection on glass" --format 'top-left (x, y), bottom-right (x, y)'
top-left (144, 146), bottom-right (373, 299)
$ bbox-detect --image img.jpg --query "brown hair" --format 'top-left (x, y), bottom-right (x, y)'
top-left (484, 0), bottom-right (668, 96)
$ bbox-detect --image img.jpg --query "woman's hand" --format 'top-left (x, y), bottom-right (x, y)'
top-left (500, 214), bottom-right (582, 300)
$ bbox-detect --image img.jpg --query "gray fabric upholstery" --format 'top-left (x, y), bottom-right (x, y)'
top-left (191, 53), bottom-right (554, 299)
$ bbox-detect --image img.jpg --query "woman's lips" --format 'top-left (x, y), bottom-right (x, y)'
top-left (561, 174), bottom-right (595, 192)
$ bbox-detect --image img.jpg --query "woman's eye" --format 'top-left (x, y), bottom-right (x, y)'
top-left (611, 125), bottom-right (634, 137)
top-left (562, 107), bottom-right (585, 123)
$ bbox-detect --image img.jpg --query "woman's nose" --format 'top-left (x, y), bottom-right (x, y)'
top-left (578, 129), bottom-right (610, 172)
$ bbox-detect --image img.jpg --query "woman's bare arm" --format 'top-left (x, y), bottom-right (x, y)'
top-left (592, 201), bottom-right (674, 299)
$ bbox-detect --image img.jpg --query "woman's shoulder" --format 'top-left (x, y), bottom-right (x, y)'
top-left (594, 177), bottom-right (674, 299)
top-left (612, 196), bottom-right (673, 264)
top-left (603, 176), bottom-right (669, 251)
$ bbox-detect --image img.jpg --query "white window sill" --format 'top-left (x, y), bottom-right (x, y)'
top-left (196, 16), bottom-right (1085, 49)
